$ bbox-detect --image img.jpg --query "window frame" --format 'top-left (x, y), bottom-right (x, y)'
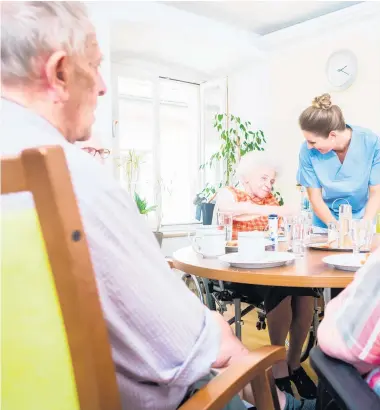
top-left (112, 67), bottom-right (207, 229)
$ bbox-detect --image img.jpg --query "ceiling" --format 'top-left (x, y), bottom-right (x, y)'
top-left (162, 1), bottom-right (361, 35)
top-left (110, 1), bottom-right (365, 83)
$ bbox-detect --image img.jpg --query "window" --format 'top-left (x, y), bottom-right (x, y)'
top-left (115, 75), bottom-right (203, 227)
top-left (200, 78), bottom-right (227, 191)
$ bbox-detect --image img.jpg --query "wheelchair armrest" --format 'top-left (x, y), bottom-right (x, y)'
top-left (179, 346), bottom-right (285, 410)
top-left (310, 347), bottom-right (380, 410)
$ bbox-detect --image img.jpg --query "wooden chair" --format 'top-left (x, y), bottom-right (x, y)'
top-left (2, 146), bottom-right (122, 410)
top-left (2, 146), bottom-right (285, 410)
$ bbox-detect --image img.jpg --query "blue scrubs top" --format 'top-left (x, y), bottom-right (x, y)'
top-left (297, 125), bottom-right (380, 228)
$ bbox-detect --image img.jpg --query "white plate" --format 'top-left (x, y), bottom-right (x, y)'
top-left (323, 254), bottom-right (368, 272)
top-left (219, 252), bottom-right (295, 269)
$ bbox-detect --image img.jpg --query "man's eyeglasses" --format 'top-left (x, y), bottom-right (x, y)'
top-left (82, 147), bottom-right (111, 159)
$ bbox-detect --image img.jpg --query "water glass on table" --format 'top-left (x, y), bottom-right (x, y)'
top-left (327, 222), bottom-right (339, 248)
top-left (350, 219), bottom-right (374, 255)
top-left (292, 215), bottom-right (310, 257)
top-left (217, 211), bottom-right (233, 242)
top-left (282, 216), bottom-right (295, 250)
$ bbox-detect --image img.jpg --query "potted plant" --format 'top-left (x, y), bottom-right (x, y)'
top-left (200, 113), bottom-right (266, 186)
top-left (193, 183), bottom-right (220, 225)
top-left (134, 192), bottom-right (157, 215)
top-left (115, 150), bottom-right (144, 193)
top-left (134, 192), bottom-right (163, 246)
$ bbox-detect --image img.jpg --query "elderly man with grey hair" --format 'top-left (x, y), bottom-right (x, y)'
top-left (1, 2), bottom-right (315, 410)
top-left (216, 151), bottom-right (317, 399)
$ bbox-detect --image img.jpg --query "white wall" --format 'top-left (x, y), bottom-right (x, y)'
top-left (228, 13), bottom-right (380, 202)
top-left (87, 3), bottom-right (114, 175)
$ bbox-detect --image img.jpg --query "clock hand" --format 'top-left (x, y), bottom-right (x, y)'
top-left (337, 65), bottom-right (347, 72)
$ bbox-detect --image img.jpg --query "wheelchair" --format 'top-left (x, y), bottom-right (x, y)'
top-left (182, 273), bottom-right (321, 363)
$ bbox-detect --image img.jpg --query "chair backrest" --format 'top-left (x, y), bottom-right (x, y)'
top-left (1, 146), bottom-right (121, 410)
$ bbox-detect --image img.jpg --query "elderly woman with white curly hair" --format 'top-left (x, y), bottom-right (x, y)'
top-left (215, 151), bottom-right (292, 237)
top-left (216, 151), bottom-right (318, 399)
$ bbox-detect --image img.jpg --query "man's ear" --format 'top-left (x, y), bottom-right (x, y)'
top-left (44, 51), bottom-right (70, 102)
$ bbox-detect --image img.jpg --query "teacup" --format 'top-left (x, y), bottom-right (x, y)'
top-left (191, 226), bottom-right (225, 258)
top-left (238, 231), bottom-right (272, 260)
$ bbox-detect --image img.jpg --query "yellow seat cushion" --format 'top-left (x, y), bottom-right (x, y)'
top-left (1, 209), bottom-right (80, 410)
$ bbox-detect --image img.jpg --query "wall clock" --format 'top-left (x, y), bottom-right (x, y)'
top-left (326, 49), bottom-right (358, 91)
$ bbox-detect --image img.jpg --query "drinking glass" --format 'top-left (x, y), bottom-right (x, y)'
top-left (350, 219), bottom-right (374, 255)
top-left (282, 216), bottom-right (295, 250)
top-left (217, 211), bottom-right (233, 242)
top-left (327, 222), bottom-right (339, 248)
top-left (291, 215), bottom-right (310, 257)
top-left (302, 211), bottom-right (313, 244)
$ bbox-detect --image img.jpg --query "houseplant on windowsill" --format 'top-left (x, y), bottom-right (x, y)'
top-left (134, 192), bottom-right (163, 246)
top-left (193, 183), bottom-right (220, 225)
top-left (200, 113), bottom-right (266, 187)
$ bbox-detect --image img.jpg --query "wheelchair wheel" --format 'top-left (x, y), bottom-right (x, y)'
top-left (300, 329), bottom-right (316, 363)
top-left (201, 278), bottom-right (217, 311)
top-left (181, 273), bottom-right (205, 305)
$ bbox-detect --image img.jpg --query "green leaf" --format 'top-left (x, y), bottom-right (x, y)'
top-left (218, 114), bottom-right (223, 121)
top-left (257, 137), bottom-right (262, 144)
top-left (236, 117), bottom-right (241, 124)
top-left (134, 192), bottom-right (156, 214)
top-left (239, 124), bottom-right (246, 132)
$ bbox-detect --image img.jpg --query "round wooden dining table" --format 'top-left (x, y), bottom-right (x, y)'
top-left (173, 236), bottom-right (379, 289)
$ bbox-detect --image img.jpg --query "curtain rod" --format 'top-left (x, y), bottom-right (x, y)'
top-left (159, 76), bottom-right (200, 86)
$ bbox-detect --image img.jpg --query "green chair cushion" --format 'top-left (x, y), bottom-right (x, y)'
top-left (1, 209), bottom-right (80, 410)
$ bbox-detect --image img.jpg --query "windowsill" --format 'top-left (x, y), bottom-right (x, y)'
top-left (162, 231), bottom-right (194, 239)
top-left (155, 221), bottom-right (201, 238)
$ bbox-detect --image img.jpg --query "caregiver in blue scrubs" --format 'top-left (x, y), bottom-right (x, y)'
top-left (297, 93), bottom-right (380, 229)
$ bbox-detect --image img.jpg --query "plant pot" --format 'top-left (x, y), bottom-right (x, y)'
top-left (201, 203), bottom-right (215, 225)
top-left (153, 231), bottom-right (164, 247)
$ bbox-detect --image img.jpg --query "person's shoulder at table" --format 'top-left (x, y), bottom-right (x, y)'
top-left (299, 141), bottom-right (319, 160)
top-left (351, 125), bottom-right (380, 148)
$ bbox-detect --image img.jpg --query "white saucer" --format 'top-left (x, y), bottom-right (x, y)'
top-left (323, 254), bottom-right (367, 272)
top-left (219, 252), bottom-right (295, 269)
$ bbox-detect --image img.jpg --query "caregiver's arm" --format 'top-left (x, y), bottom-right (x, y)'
top-left (363, 184), bottom-right (380, 221)
top-left (307, 187), bottom-right (336, 226)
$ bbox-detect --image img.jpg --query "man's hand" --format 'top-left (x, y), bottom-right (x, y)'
top-left (211, 311), bottom-right (249, 369)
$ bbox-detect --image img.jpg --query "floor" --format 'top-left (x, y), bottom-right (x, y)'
top-left (223, 302), bottom-right (318, 385)
top-left (177, 269), bottom-right (319, 390)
